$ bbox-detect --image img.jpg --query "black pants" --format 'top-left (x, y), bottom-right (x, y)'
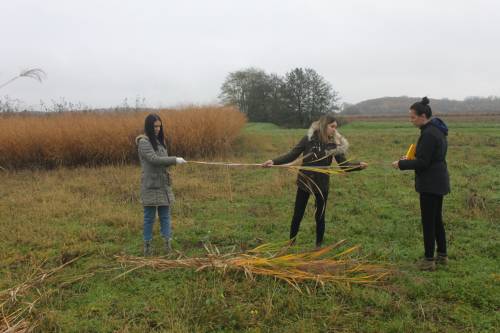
top-left (419, 192), bottom-right (447, 259)
top-left (290, 188), bottom-right (328, 245)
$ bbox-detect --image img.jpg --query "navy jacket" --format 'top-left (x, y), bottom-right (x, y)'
top-left (399, 119), bottom-right (450, 195)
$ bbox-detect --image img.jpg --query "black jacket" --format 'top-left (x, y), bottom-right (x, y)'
top-left (272, 131), bottom-right (361, 195)
top-left (399, 120), bottom-right (450, 195)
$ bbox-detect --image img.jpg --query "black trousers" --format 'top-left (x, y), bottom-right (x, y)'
top-left (290, 188), bottom-right (328, 245)
top-left (419, 192), bottom-right (447, 259)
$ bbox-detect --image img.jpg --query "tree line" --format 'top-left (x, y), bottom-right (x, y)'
top-left (219, 67), bottom-right (339, 128)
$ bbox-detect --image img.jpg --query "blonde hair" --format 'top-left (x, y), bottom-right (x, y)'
top-left (316, 113), bottom-right (337, 144)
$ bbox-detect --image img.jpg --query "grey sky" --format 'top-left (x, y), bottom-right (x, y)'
top-left (1, 0), bottom-right (499, 108)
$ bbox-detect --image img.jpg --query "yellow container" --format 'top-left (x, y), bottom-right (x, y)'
top-left (405, 144), bottom-right (416, 160)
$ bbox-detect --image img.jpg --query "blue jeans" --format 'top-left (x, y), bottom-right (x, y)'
top-left (143, 206), bottom-right (171, 241)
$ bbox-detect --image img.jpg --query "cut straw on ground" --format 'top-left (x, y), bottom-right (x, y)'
top-left (115, 240), bottom-right (392, 293)
top-left (0, 255), bottom-right (93, 333)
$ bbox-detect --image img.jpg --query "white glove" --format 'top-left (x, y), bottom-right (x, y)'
top-left (176, 157), bottom-right (187, 165)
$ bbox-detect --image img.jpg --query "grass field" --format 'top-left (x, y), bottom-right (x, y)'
top-left (1, 119), bottom-right (499, 332)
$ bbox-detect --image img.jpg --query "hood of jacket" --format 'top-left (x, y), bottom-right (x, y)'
top-left (135, 134), bottom-right (148, 145)
top-left (430, 117), bottom-right (449, 136)
top-left (307, 121), bottom-right (349, 155)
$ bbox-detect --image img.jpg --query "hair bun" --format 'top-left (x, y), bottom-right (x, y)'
top-left (421, 96), bottom-right (430, 106)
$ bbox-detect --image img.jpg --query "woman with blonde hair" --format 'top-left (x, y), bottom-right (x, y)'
top-left (262, 113), bottom-right (368, 248)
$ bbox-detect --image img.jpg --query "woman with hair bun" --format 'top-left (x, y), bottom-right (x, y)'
top-left (392, 97), bottom-right (450, 271)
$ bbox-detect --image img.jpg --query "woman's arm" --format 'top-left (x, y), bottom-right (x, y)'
top-left (398, 133), bottom-right (436, 171)
top-left (271, 136), bottom-right (308, 165)
top-left (138, 139), bottom-right (177, 166)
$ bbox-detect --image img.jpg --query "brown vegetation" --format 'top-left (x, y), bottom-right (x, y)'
top-left (0, 106), bottom-right (246, 169)
top-left (116, 240), bottom-right (392, 293)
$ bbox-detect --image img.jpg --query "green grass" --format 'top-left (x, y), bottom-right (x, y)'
top-left (1, 120), bottom-right (499, 332)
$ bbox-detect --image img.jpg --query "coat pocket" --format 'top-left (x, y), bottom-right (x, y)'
top-left (145, 173), bottom-right (161, 189)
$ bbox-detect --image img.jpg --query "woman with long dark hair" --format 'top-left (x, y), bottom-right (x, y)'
top-left (392, 97), bottom-right (450, 271)
top-left (262, 113), bottom-right (368, 248)
top-left (136, 113), bottom-right (186, 255)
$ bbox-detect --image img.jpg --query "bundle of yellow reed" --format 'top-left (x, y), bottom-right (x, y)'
top-left (188, 154), bottom-right (359, 176)
top-left (115, 240), bottom-right (392, 293)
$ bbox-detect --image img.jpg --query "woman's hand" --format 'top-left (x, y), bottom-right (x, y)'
top-left (391, 160), bottom-right (400, 169)
top-left (359, 161), bottom-right (368, 169)
top-left (261, 160), bottom-right (274, 168)
top-left (176, 157), bottom-right (187, 165)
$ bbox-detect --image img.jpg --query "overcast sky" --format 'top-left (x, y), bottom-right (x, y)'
top-left (1, 0), bottom-right (499, 108)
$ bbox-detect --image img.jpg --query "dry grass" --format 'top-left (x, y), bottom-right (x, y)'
top-left (0, 68), bottom-right (47, 91)
top-left (0, 120), bottom-right (497, 331)
top-left (115, 240), bottom-right (392, 293)
top-left (0, 106), bottom-right (246, 169)
top-left (0, 255), bottom-right (91, 333)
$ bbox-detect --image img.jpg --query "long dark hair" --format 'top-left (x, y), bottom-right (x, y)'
top-left (144, 113), bottom-right (166, 151)
top-left (410, 97), bottom-right (432, 119)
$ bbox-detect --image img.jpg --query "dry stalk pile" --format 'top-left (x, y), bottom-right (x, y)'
top-left (116, 240), bottom-right (392, 293)
top-left (0, 256), bottom-right (92, 333)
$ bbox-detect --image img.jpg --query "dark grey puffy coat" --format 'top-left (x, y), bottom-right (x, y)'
top-left (136, 135), bottom-right (177, 206)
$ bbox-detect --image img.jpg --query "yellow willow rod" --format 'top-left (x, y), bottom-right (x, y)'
top-left (187, 160), bottom-right (349, 170)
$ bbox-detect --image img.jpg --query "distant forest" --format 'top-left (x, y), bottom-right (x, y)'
top-left (341, 96), bottom-right (500, 115)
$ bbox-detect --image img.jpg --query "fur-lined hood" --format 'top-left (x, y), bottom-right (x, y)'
top-left (307, 121), bottom-right (349, 155)
top-left (135, 134), bottom-right (148, 145)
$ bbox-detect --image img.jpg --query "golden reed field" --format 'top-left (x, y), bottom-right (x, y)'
top-left (0, 106), bottom-right (246, 169)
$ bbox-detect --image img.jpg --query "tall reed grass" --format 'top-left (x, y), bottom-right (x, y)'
top-left (0, 106), bottom-right (246, 169)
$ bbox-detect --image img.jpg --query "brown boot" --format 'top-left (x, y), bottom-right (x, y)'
top-left (436, 253), bottom-right (448, 265)
top-left (417, 258), bottom-right (436, 271)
